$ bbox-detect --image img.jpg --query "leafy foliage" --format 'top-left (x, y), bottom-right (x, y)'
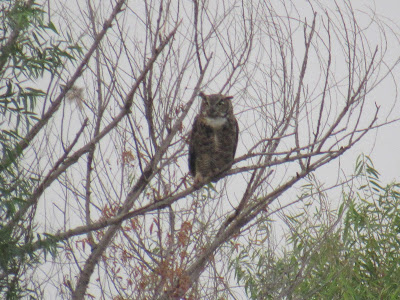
top-left (233, 155), bottom-right (400, 299)
top-left (0, 1), bottom-right (80, 298)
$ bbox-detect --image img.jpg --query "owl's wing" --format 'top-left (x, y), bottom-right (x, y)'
top-left (188, 116), bottom-right (200, 176)
top-left (233, 117), bottom-right (239, 158)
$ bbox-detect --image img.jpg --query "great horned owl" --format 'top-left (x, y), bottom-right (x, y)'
top-left (188, 91), bottom-right (239, 184)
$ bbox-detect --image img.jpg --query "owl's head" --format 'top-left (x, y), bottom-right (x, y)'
top-left (199, 91), bottom-right (234, 119)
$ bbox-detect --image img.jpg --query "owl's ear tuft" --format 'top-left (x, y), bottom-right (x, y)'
top-left (199, 91), bottom-right (207, 99)
top-left (224, 95), bottom-right (233, 101)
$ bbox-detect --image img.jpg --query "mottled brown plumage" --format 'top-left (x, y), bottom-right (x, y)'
top-left (188, 92), bottom-right (239, 184)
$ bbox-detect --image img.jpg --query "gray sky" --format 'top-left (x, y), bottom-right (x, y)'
top-left (331, 0), bottom-right (400, 183)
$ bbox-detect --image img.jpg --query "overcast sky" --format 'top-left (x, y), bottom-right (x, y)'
top-left (322, 0), bottom-right (400, 183)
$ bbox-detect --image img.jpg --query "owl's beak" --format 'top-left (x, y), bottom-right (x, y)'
top-left (209, 108), bottom-right (218, 117)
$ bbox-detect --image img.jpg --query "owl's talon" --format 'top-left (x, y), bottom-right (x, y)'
top-left (193, 174), bottom-right (203, 187)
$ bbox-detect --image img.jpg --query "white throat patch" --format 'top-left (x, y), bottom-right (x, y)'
top-left (204, 117), bottom-right (227, 128)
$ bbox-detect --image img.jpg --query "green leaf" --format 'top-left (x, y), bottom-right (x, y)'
top-left (47, 21), bottom-right (58, 34)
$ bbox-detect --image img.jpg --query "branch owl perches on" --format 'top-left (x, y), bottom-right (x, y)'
top-left (188, 92), bottom-right (239, 185)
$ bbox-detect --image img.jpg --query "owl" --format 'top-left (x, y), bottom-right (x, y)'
top-left (188, 91), bottom-right (239, 184)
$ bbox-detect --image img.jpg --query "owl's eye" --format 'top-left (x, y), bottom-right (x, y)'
top-left (218, 101), bottom-right (224, 106)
